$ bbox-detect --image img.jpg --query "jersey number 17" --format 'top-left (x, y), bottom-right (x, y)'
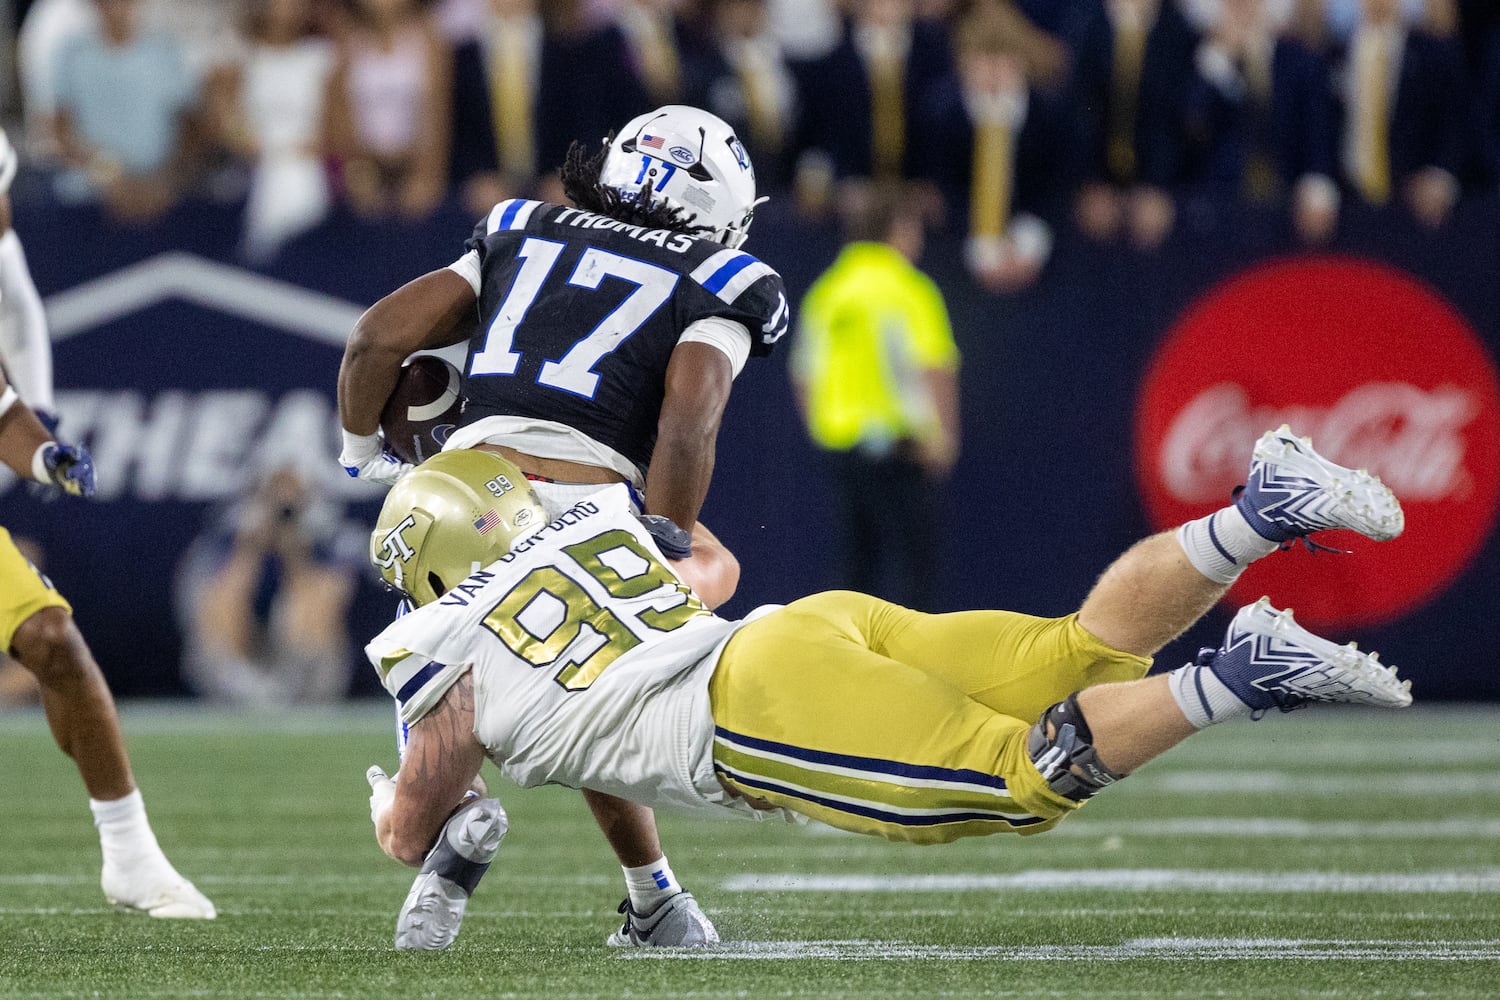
top-left (469, 238), bottom-right (679, 400)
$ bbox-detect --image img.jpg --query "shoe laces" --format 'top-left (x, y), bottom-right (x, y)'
top-left (1230, 484), bottom-right (1351, 556)
top-left (1265, 690), bottom-right (1310, 714)
top-left (1278, 536), bottom-right (1349, 556)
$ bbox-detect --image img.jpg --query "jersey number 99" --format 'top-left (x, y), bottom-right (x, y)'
top-left (480, 529), bottom-right (708, 690)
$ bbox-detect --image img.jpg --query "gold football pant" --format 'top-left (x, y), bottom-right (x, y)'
top-left (708, 591), bottom-right (1151, 844)
top-left (0, 526), bottom-right (71, 654)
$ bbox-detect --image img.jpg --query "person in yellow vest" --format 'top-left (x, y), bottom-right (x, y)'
top-left (790, 182), bottom-right (959, 611)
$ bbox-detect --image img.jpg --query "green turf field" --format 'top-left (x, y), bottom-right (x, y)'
top-left (1, 703), bottom-right (1496, 999)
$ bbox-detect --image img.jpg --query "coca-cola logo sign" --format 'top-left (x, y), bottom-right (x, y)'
top-left (1136, 257), bottom-right (1500, 629)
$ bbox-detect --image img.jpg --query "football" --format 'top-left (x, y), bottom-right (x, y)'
top-left (380, 355), bottom-right (464, 465)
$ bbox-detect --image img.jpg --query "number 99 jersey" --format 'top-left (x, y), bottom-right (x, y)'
top-left (365, 485), bottom-right (764, 817)
top-left (449, 199), bottom-right (790, 477)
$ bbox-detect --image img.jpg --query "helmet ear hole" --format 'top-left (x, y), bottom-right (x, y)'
top-left (428, 571), bottom-right (448, 600)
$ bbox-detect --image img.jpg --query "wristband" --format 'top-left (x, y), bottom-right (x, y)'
top-left (341, 428), bottom-right (382, 458)
top-left (31, 442), bottom-right (51, 484)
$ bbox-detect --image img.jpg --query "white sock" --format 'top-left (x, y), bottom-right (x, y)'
top-left (1175, 506), bottom-right (1282, 584)
top-left (623, 857), bottom-right (682, 913)
top-left (89, 789), bottom-right (167, 870)
top-left (1168, 661), bottom-right (1254, 728)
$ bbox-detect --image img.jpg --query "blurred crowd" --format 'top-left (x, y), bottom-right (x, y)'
top-left (5, 0), bottom-right (1500, 287)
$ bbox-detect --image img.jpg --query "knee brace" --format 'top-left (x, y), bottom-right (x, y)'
top-left (1026, 694), bottom-right (1126, 802)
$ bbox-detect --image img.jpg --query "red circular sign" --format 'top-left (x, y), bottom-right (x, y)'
top-left (1135, 256), bottom-right (1500, 630)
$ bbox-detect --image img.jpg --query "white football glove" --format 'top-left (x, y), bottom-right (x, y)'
top-left (367, 764), bottom-right (397, 827)
top-left (340, 430), bottom-right (412, 487)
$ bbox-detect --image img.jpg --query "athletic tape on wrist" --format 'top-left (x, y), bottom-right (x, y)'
top-left (31, 442), bottom-right (51, 484)
top-left (341, 428), bottom-right (381, 457)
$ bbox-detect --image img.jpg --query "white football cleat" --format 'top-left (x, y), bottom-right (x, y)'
top-left (102, 862), bottom-right (216, 919)
top-left (1206, 597), bottom-right (1414, 714)
top-left (1234, 425), bottom-right (1405, 544)
top-left (394, 796), bottom-right (506, 951)
top-left (606, 890), bottom-right (719, 948)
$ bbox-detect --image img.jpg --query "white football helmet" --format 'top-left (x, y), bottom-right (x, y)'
top-left (598, 105), bottom-right (767, 249)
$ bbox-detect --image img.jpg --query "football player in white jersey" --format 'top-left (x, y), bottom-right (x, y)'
top-left (339, 106), bottom-right (785, 948)
top-left (0, 128), bottom-right (53, 429)
top-left (364, 434), bottom-right (1411, 946)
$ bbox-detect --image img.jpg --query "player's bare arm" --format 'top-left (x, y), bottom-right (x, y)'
top-left (0, 374), bottom-right (93, 497)
top-left (338, 269), bottom-right (478, 436)
top-left (646, 341), bottom-right (734, 530)
top-left (671, 522), bottom-right (738, 610)
top-left (377, 672), bottom-right (485, 867)
top-left (0, 376), bottom-right (55, 473)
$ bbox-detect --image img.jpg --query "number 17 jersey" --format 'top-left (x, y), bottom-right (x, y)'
top-left (454, 199), bottom-right (790, 476)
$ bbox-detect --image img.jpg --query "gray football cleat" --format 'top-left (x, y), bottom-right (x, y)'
top-left (394, 796), bottom-right (507, 951)
top-left (1233, 425), bottom-right (1405, 544)
top-left (605, 890), bottom-right (719, 948)
top-left (1206, 597), bottom-right (1414, 714)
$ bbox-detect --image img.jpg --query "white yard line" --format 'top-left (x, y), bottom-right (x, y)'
top-left (0, 873), bottom-right (615, 888)
top-left (622, 937), bottom-right (1500, 961)
top-left (721, 869), bottom-right (1500, 894)
top-left (1052, 817), bottom-right (1500, 838)
top-left (1140, 772), bottom-right (1500, 794)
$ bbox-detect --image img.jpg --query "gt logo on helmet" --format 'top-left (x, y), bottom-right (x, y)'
top-left (373, 515), bottom-right (418, 570)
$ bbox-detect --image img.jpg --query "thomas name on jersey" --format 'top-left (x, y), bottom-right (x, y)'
top-left (547, 207), bottom-right (701, 254)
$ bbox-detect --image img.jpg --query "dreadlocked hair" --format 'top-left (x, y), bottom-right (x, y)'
top-left (560, 136), bottom-right (711, 236)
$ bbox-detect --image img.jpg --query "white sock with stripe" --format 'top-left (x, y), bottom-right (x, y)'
top-left (1168, 661), bottom-right (1254, 728)
top-left (623, 857), bottom-right (681, 913)
top-left (90, 789), bottom-right (170, 871)
top-left (1175, 507), bottom-right (1281, 585)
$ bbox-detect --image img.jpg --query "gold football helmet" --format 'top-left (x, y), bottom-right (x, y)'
top-left (370, 450), bottom-right (546, 606)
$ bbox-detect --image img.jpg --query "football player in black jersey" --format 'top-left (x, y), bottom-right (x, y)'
top-left (337, 105), bottom-right (789, 948)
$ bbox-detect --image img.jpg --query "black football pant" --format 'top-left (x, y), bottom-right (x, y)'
top-left (829, 446), bottom-right (941, 612)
